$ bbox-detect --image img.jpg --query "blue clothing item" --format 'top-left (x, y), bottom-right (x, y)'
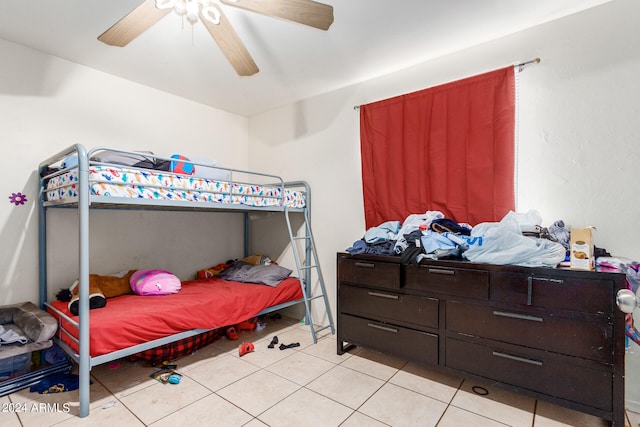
top-left (364, 221), bottom-right (401, 244)
top-left (43, 344), bottom-right (70, 365)
top-left (61, 154), bottom-right (78, 168)
top-left (420, 230), bottom-right (458, 254)
top-left (441, 232), bottom-right (483, 248)
top-left (30, 373), bottom-right (85, 394)
top-left (394, 211), bottom-right (445, 254)
top-left (346, 239), bottom-right (396, 256)
top-left (548, 220), bottom-right (570, 249)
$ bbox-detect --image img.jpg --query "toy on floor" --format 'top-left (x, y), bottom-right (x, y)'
top-left (150, 368), bottom-right (182, 385)
top-left (223, 317), bottom-right (257, 341)
top-left (226, 326), bottom-right (239, 340)
top-left (239, 342), bottom-right (254, 357)
top-left (237, 317), bottom-right (258, 331)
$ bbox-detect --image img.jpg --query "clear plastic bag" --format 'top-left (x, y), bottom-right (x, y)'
top-left (462, 211), bottom-right (566, 267)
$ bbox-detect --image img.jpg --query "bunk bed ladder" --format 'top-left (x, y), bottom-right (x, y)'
top-left (284, 206), bottom-right (335, 344)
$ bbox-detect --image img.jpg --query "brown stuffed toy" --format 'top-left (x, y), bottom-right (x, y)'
top-left (58, 270), bottom-right (136, 316)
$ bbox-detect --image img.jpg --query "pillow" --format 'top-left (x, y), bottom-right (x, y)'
top-left (90, 150), bottom-right (155, 166)
top-left (217, 261), bottom-right (292, 287)
top-left (130, 270), bottom-right (181, 296)
top-left (8, 302), bottom-right (58, 343)
top-left (189, 156), bottom-right (230, 180)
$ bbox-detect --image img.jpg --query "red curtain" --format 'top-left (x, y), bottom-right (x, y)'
top-left (360, 67), bottom-right (515, 229)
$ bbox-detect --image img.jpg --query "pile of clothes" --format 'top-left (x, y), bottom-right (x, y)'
top-left (347, 209), bottom-right (569, 268)
top-left (348, 210), bottom-right (640, 349)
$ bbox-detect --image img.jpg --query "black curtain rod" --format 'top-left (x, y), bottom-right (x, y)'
top-left (516, 57), bottom-right (541, 72)
top-left (353, 57), bottom-right (541, 110)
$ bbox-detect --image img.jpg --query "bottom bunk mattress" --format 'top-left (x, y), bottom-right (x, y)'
top-left (47, 277), bottom-right (303, 357)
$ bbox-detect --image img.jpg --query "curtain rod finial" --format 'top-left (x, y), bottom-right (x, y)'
top-left (516, 57), bottom-right (541, 72)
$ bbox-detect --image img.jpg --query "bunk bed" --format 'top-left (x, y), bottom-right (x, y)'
top-left (38, 144), bottom-right (334, 418)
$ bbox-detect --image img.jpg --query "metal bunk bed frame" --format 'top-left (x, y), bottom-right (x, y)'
top-left (38, 144), bottom-right (334, 418)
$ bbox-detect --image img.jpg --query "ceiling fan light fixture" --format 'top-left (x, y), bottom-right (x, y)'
top-left (185, 0), bottom-right (199, 24)
top-left (155, 0), bottom-right (176, 11)
top-left (174, 2), bottom-right (186, 16)
top-left (201, 8), bottom-right (220, 24)
top-left (155, 0), bottom-right (200, 23)
top-left (155, 0), bottom-right (221, 25)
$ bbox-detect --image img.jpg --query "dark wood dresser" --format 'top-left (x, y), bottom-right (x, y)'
top-left (336, 252), bottom-right (626, 426)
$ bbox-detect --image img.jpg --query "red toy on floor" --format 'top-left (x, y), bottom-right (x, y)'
top-left (236, 317), bottom-right (258, 331)
top-left (225, 326), bottom-right (239, 340)
top-left (238, 342), bottom-right (254, 357)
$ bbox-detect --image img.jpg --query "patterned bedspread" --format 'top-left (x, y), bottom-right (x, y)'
top-left (45, 166), bottom-right (305, 208)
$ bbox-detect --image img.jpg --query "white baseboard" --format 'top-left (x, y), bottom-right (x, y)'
top-left (627, 399), bottom-right (640, 414)
top-left (627, 344), bottom-right (640, 415)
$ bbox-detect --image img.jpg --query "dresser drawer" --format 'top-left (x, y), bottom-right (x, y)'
top-left (445, 337), bottom-right (612, 411)
top-left (338, 258), bottom-right (400, 290)
top-left (446, 301), bottom-right (612, 362)
top-left (340, 284), bottom-right (438, 330)
top-left (339, 314), bottom-right (438, 365)
top-left (405, 264), bottom-right (489, 299)
top-left (490, 272), bottom-right (613, 315)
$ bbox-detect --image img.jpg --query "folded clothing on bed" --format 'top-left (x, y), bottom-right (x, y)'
top-left (48, 277), bottom-right (303, 357)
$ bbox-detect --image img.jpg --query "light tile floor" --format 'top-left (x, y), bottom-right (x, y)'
top-left (3, 316), bottom-right (639, 427)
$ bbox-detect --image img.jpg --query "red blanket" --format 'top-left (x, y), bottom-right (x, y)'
top-left (49, 277), bottom-right (303, 357)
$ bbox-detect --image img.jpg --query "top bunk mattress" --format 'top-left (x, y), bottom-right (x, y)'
top-left (44, 165), bottom-right (306, 208)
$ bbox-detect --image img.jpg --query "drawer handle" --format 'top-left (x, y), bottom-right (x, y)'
top-left (367, 323), bottom-right (399, 334)
top-left (492, 351), bottom-right (543, 367)
top-left (493, 311), bottom-right (543, 323)
top-left (354, 262), bottom-right (375, 269)
top-left (527, 276), bottom-right (565, 306)
top-left (533, 277), bottom-right (564, 285)
top-left (428, 268), bottom-right (454, 275)
top-left (368, 291), bottom-right (399, 300)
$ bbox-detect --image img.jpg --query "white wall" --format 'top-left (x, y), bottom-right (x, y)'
top-left (248, 0), bottom-right (640, 411)
top-left (0, 38), bottom-right (250, 305)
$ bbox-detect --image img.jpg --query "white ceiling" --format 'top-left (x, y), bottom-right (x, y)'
top-left (0, 0), bottom-right (612, 116)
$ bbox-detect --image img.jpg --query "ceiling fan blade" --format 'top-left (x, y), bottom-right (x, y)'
top-left (220, 0), bottom-right (334, 31)
top-left (98, 0), bottom-right (172, 46)
top-left (199, 5), bottom-right (259, 76)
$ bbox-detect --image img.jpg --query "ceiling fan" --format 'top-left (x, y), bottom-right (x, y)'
top-left (97, 0), bottom-right (334, 77)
